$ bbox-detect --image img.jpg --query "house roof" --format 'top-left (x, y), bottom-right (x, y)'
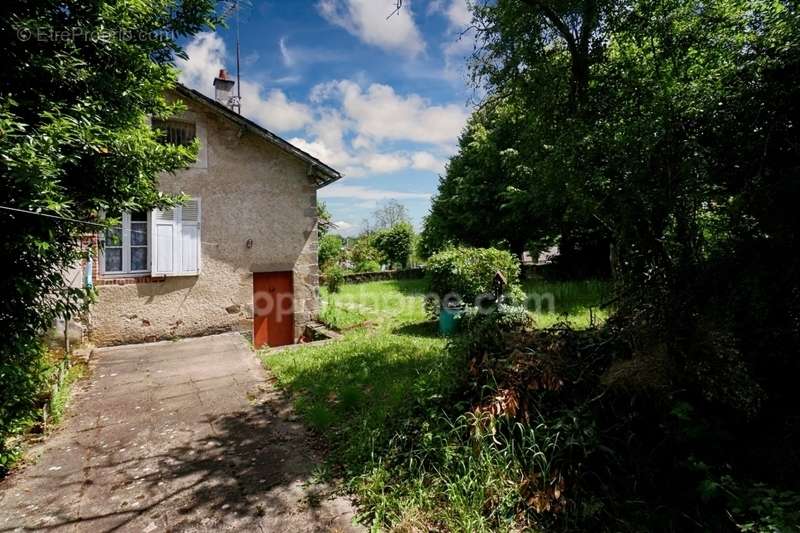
top-left (173, 84), bottom-right (342, 188)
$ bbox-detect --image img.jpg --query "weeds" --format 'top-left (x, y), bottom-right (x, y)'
top-left (262, 278), bottom-right (610, 530)
top-left (1, 349), bottom-right (86, 476)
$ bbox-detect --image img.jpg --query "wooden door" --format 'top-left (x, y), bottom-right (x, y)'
top-left (253, 271), bottom-right (294, 348)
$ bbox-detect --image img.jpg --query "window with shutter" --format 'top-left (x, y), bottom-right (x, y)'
top-left (151, 199), bottom-right (201, 277)
top-left (100, 211), bottom-right (150, 276)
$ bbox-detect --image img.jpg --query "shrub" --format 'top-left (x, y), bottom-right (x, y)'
top-left (324, 265), bottom-right (345, 293)
top-left (349, 235), bottom-right (384, 268)
top-left (455, 304), bottom-right (534, 355)
top-left (319, 233), bottom-right (343, 271)
top-left (372, 222), bottom-right (414, 268)
top-left (355, 260), bottom-right (381, 273)
top-left (425, 247), bottom-right (522, 316)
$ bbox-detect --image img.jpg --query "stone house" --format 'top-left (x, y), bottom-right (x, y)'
top-left (86, 71), bottom-right (340, 348)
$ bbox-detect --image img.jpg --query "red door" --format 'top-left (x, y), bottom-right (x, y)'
top-left (253, 271), bottom-right (294, 348)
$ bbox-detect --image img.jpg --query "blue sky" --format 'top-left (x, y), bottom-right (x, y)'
top-left (176, 0), bottom-right (476, 236)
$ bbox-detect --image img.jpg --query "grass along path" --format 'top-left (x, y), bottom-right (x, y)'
top-left (260, 278), bottom-right (609, 528)
top-left (262, 280), bottom-right (451, 469)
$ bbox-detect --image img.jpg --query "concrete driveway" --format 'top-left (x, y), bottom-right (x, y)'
top-left (0, 333), bottom-right (360, 532)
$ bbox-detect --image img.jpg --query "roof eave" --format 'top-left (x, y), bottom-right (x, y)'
top-left (173, 85), bottom-right (342, 189)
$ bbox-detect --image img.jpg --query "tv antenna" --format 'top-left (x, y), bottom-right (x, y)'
top-left (387, 0), bottom-right (402, 19)
top-left (235, 0), bottom-right (241, 114)
top-left (222, 0), bottom-right (243, 113)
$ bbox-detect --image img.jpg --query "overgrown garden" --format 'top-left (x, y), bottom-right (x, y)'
top-left (274, 0), bottom-right (800, 530)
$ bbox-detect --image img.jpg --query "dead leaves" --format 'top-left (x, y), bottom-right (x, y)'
top-left (473, 388), bottom-right (520, 420)
top-left (521, 471), bottom-right (567, 513)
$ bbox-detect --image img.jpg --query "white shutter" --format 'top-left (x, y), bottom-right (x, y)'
top-left (151, 207), bottom-right (178, 276)
top-left (151, 200), bottom-right (201, 277)
top-left (180, 198), bottom-right (201, 275)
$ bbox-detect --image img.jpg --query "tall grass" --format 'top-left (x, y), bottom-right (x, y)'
top-left (356, 410), bottom-right (567, 532)
top-left (523, 278), bottom-right (611, 328)
top-left (262, 278), bottom-right (610, 530)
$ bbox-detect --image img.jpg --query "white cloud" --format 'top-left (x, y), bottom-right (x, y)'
top-left (242, 50), bottom-right (261, 67)
top-left (423, 1), bottom-right (476, 82)
top-left (445, 0), bottom-right (471, 29)
top-left (177, 36), bottom-right (462, 178)
top-left (429, 0), bottom-right (471, 29)
top-left (278, 36), bottom-right (346, 68)
top-left (313, 80), bottom-right (469, 146)
top-left (241, 82), bottom-right (313, 132)
top-left (177, 33), bottom-right (311, 133)
top-left (332, 220), bottom-right (358, 236)
top-left (411, 151), bottom-right (446, 174)
top-left (272, 74), bottom-right (302, 85)
top-left (279, 36), bottom-right (294, 67)
top-left (177, 32), bottom-right (226, 94)
top-left (289, 137), bottom-right (355, 170)
top-left (363, 152), bottom-right (409, 174)
top-left (319, 183), bottom-right (431, 201)
top-left (316, 0), bottom-right (425, 57)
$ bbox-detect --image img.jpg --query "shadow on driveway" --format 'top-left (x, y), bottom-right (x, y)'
top-left (0, 333), bottom-right (360, 532)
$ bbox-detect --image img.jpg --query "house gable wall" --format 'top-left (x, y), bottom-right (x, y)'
top-left (88, 96), bottom-right (319, 346)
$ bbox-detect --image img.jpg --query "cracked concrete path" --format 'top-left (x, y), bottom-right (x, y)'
top-left (0, 333), bottom-right (361, 532)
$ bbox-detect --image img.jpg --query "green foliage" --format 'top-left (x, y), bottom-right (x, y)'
top-left (721, 478), bottom-right (800, 532)
top-left (0, 342), bottom-right (49, 474)
top-left (266, 279), bottom-right (614, 531)
top-left (316, 201), bottom-right (334, 238)
top-left (419, 88), bottom-right (610, 274)
top-left (455, 304), bottom-right (534, 355)
top-left (424, 247), bottom-right (522, 316)
top-left (324, 264), bottom-right (345, 294)
top-left (456, 0), bottom-right (800, 527)
top-left (353, 260), bottom-right (381, 273)
top-left (372, 222), bottom-right (414, 269)
top-left (0, 0), bottom-right (218, 472)
top-left (318, 233), bottom-right (343, 271)
top-left (348, 235), bottom-right (384, 272)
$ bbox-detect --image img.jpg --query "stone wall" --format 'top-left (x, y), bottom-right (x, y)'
top-left (336, 268), bottom-right (425, 285)
top-left (88, 94), bottom-right (320, 346)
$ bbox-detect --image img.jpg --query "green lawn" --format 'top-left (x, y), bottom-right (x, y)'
top-left (523, 278), bottom-right (612, 328)
top-left (261, 278), bottom-right (610, 528)
top-left (263, 279), bottom-right (452, 470)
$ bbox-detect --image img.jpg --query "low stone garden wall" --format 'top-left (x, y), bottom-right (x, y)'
top-left (340, 267), bottom-right (425, 284)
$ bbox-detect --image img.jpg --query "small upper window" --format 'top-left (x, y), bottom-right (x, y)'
top-left (152, 119), bottom-right (196, 146)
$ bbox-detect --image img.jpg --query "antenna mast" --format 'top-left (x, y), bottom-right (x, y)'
top-left (228, 0), bottom-right (242, 115)
top-left (232, 0), bottom-right (242, 114)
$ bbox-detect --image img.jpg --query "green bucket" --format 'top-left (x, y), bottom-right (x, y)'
top-left (439, 306), bottom-right (464, 335)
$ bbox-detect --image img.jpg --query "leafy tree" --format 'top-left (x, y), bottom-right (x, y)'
top-left (461, 0), bottom-right (800, 524)
top-left (372, 222), bottom-right (414, 269)
top-left (420, 87), bottom-right (610, 275)
top-left (318, 233), bottom-right (343, 271)
top-left (0, 0), bottom-right (219, 472)
top-left (469, 0), bottom-right (800, 346)
top-left (347, 234), bottom-right (384, 272)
